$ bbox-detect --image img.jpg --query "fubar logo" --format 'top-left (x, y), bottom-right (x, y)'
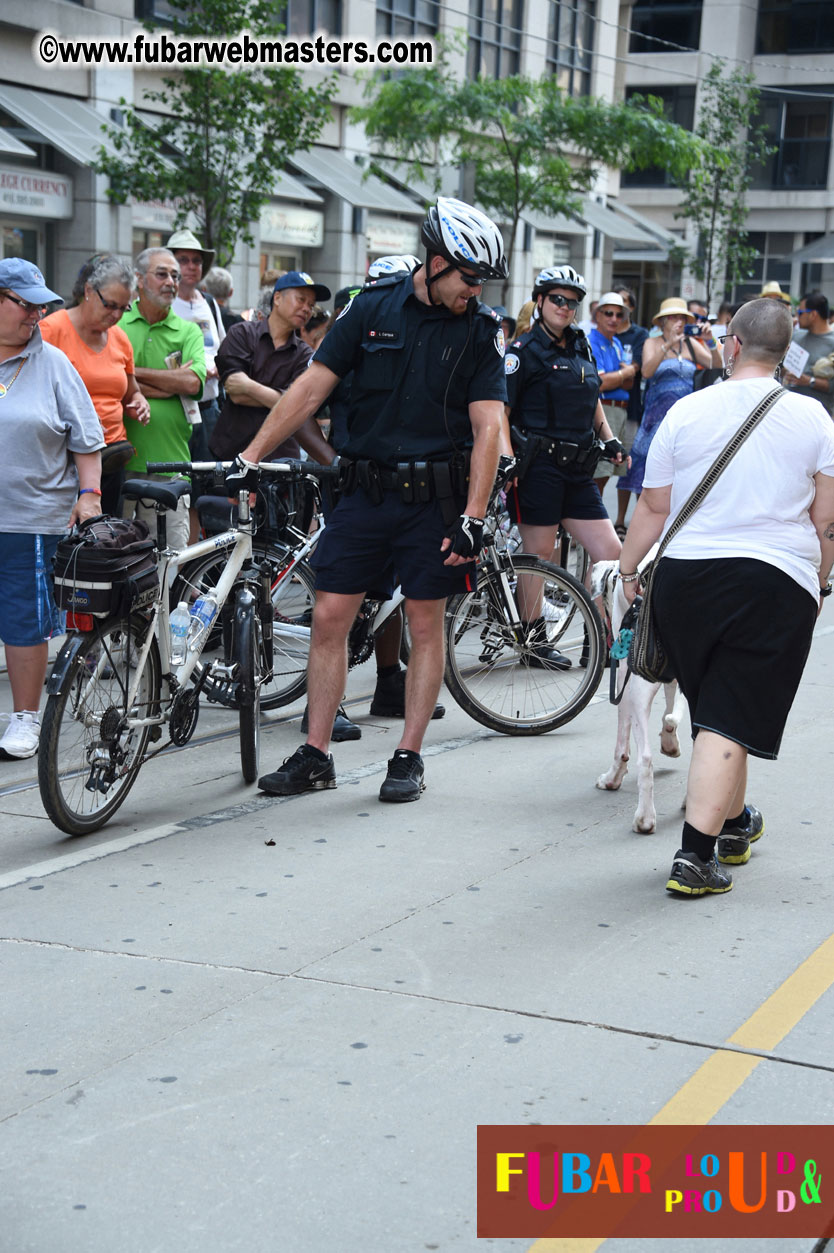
top-left (477, 1125), bottom-right (833, 1239)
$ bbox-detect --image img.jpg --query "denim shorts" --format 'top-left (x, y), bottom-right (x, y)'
top-left (0, 532), bottom-right (65, 646)
top-left (311, 488), bottom-right (475, 601)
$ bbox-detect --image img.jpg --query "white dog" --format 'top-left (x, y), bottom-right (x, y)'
top-left (591, 556), bottom-right (687, 834)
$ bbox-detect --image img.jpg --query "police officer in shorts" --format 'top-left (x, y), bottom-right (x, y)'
top-left (226, 198), bottom-right (509, 802)
top-left (504, 266), bottom-right (625, 665)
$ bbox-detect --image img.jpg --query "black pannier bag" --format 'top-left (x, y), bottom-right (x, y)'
top-left (52, 516), bottom-right (159, 618)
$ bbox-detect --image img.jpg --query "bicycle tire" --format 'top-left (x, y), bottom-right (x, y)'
top-left (233, 594), bottom-right (261, 784)
top-left (174, 542), bottom-right (315, 710)
top-left (38, 617), bottom-right (161, 834)
top-left (444, 556), bottom-right (604, 735)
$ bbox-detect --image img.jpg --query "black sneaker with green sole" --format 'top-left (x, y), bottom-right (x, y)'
top-left (666, 849), bottom-right (733, 897)
top-left (717, 805), bottom-right (764, 865)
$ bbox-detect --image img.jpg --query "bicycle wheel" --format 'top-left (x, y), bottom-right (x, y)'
top-left (444, 556), bottom-right (604, 735)
top-left (38, 617), bottom-right (161, 834)
top-left (233, 594), bottom-right (261, 784)
top-left (175, 543), bottom-right (315, 710)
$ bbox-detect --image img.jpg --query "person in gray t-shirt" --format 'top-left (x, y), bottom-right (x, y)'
top-left (0, 259), bottom-right (104, 762)
top-left (783, 290), bottom-right (834, 415)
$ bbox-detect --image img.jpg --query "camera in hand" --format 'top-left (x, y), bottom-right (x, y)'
top-left (684, 323), bottom-right (702, 337)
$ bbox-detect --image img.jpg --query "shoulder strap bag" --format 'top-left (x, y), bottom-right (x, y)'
top-left (628, 384), bottom-right (785, 685)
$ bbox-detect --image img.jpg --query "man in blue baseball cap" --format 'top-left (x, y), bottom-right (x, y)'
top-left (210, 269), bottom-right (333, 464)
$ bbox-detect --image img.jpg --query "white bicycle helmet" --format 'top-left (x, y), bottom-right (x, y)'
top-left (421, 197), bottom-right (508, 282)
top-left (366, 254), bottom-right (420, 279)
top-left (533, 265), bottom-right (587, 300)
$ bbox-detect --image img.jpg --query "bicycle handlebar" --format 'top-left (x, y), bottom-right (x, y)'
top-left (146, 459), bottom-right (340, 480)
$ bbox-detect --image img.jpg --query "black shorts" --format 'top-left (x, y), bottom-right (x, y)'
top-left (507, 454), bottom-right (608, 528)
top-left (653, 556), bottom-right (817, 759)
top-left (311, 487), bottom-right (476, 600)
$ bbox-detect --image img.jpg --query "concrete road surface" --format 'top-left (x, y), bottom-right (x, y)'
top-left (1, 623), bottom-right (833, 1253)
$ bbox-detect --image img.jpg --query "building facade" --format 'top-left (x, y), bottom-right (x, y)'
top-left (1, 0), bottom-right (681, 317)
top-left (620, 0), bottom-right (834, 312)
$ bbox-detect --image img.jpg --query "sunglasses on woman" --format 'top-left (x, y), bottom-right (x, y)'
top-left (546, 294), bottom-right (580, 310)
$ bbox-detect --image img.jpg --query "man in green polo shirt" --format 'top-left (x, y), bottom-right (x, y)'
top-left (120, 247), bottom-right (206, 547)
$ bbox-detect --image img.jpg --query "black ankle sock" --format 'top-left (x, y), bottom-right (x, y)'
top-left (304, 743), bottom-right (329, 761)
top-left (376, 664), bottom-right (401, 681)
top-left (681, 822), bottom-right (717, 862)
top-left (722, 807), bottom-right (747, 831)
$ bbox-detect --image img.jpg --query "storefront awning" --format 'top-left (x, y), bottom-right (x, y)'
top-left (0, 85), bottom-right (120, 166)
top-left (523, 207), bottom-right (587, 237)
top-left (581, 198), bottom-right (658, 246)
top-left (788, 234), bottom-right (834, 264)
top-left (0, 126), bottom-right (35, 158)
top-left (272, 167), bottom-right (323, 205)
top-left (287, 148), bottom-right (422, 215)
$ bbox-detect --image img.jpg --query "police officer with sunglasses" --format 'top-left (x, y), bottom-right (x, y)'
top-left (503, 267), bottom-right (625, 664)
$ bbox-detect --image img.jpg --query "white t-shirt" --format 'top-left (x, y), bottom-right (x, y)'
top-left (173, 291), bottom-right (224, 402)
top-left (643, 377), bottom-right (834, 603)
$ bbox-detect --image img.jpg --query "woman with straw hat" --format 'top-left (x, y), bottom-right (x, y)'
top-left (619, 297), bottom-right (712, 499)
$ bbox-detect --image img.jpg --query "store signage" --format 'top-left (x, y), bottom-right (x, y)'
top-left (0, 166), bottom-right (72, 219)
top-left (366, 213), bottom-right (419, 255)
top-left (260, 203), bottom-right (324, 247)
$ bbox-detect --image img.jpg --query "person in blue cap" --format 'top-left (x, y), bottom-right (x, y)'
top-left (0, 259), bottom-right (103, 761)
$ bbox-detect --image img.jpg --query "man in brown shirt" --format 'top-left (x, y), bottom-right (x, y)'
top-left (210, 270), bottom-right (333, 462)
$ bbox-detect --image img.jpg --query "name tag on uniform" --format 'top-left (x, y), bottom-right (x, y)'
top-left (367, 329), bottom-right (397, 341)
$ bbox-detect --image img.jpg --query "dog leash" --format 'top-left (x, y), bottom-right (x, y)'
top-left (609, 596), bottom-right (641, 705)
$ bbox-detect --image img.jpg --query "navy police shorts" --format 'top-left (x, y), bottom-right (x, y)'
top-left (311, 488), bottom-right (476, 600)
top-left (507, 454), bottom-right (608, 528)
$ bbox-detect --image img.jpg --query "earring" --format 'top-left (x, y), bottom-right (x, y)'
top-left (724, 354), bottom-right (735, 379)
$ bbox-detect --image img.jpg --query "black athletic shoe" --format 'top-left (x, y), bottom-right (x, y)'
top-left (520, 617), bottom-right (572, 671)
top-left (300, 704), bottom-right (361, 742)
top-left (666, 849), bottom-right (733, 897)
top-left (717, 805), bottom-right (764, 865)
top-left (258, 744), bottom-right (336, 796)
top-left (379, 749), bottom-right (425, 803)
top-left (521, 643), bottom-right (572, 671)
top-left (369, 669), bottom-right (445, 720)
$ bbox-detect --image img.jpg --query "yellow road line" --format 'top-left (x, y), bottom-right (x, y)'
top-left (526, 931), bottom-right (834, 1253)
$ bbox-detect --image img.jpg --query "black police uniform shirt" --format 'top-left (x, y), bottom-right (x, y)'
top-left (505, 321), bottom-right (601, 471)
top-left (313, 271), bottom-right (507, 467)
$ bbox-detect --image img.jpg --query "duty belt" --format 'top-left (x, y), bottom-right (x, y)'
top-left (338, 455), bottom-right (470, 522)
top-left (511, 426), bottom-right (596, 475)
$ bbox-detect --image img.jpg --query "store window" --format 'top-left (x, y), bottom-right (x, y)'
top-left (2, 223), bottom-right (40, 263)
top-left (730, 231), bottom-right (795, 302)
top-left (547, 0), bottom-right (595, 96)
top-left (752, 93), bottom-right (833, 189)
top-left (629, 0), bottom-right (703, 53)
top-left (757, 0), bottom-right (834, 54)
top-left (276, 0), bottom-right (341, 34)
top-left (467, 0), bottom-right (523, 79)
top-left (376, 0), bottom-right (439, 37)
top-left (621, 86), bottom-right (696, 187)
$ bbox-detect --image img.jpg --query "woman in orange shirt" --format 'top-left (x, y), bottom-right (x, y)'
top-left (41, 254), bottom-right (150, 515)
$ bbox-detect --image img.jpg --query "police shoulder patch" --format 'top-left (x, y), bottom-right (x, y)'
top-left (495, 328), bottom-right (505, 357)
top-left (504, 353), bottom-right (520, 375)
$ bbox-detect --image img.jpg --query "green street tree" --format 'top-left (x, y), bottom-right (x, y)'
top-left (670, 61), bottom-right (775, 307)
top-left (95, 0), bottom-right (336, 265)
top-left (352, 41), bottom-right (708, 298)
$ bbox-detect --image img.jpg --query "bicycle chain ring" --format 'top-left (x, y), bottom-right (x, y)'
top-left (170, 687), bottom-right (200, 746)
